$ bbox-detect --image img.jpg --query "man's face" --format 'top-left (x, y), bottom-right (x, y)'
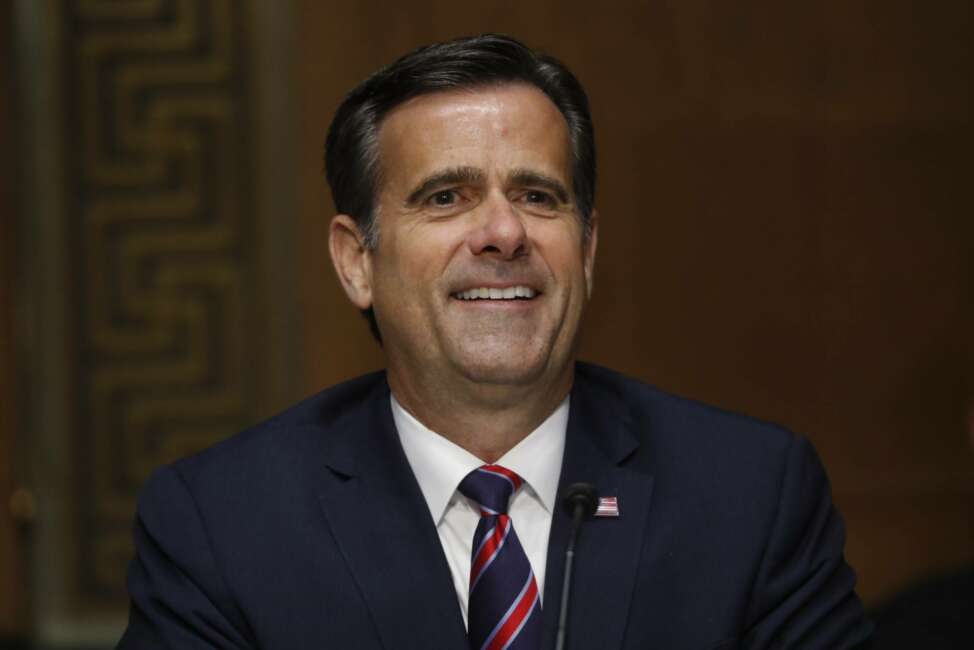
top-left (347, 84), bottom-right (596, 392)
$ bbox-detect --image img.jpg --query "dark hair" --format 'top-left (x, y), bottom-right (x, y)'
top-left (324, 34), bottom-right (596, 342)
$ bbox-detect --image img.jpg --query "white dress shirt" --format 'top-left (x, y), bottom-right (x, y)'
top-left (391, 394), bottom-right (568, 628)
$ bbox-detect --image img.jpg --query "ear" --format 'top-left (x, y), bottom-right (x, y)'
top-left (583, 210), bottom-right (599, 300)
top-left (329, 214), bottom-right (374, 310)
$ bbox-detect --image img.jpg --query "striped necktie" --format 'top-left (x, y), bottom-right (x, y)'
top-left (458, 465), bottom-right (542, 650)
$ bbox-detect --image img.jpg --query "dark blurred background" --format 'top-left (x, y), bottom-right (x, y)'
top-left (1, 0), bottom-right (971, 647)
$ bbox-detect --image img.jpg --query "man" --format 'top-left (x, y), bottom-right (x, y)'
top-left (119, 35), bottom-right (873, 649)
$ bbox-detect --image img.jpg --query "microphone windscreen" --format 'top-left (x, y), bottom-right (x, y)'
top-left (561, 482), bottom-right (598, 518)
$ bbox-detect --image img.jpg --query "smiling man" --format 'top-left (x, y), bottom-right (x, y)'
top-left (329, 82), bottom-right (594, 463)
top-left (119, 35), bottom-right (873, 649)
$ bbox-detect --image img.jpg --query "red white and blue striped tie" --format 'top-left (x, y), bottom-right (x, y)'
top-left (458, 465), bottom-right (542, 650)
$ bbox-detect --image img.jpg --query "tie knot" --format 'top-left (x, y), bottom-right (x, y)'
top-left (458, 465), bottom-right (524, 515)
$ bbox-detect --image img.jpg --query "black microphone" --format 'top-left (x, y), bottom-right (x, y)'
top-left (555, 482), bottom-right (598, 650)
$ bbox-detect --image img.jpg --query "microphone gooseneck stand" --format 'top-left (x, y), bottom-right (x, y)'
top-left (554, 483), bottom-right (598, 650)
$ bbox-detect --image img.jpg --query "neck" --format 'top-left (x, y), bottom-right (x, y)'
top-left (387, 365), bottom-right (573, 463)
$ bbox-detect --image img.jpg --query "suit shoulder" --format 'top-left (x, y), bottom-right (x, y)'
top-left (575, 361), bottom-right (798, 460)
top-left (576, 363), bottom-right (830, 543)
top-left (168, 370), bottom-right (386, 484)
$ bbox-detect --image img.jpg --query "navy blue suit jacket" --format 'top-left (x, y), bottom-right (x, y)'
top-left (119, 363), bottom-right (873, 649)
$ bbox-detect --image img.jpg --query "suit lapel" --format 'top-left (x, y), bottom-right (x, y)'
top-left (315, 379), bottom-right (468, 650)
top-left (542, 370), bottom-right (655, 650)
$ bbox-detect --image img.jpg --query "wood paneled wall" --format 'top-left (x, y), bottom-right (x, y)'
top-left (1, 0), bottom-right (24, 633)
top-left (294, 0), bottom-right (973, 604)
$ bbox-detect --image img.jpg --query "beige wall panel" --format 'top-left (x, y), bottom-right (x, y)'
top-left (15, 0), bottom-right (300, 641)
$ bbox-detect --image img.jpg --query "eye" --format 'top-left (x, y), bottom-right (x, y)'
top-left (428, 190), bottom-right (459, 207)
top-left (520, 190), bottom-right (557, 208)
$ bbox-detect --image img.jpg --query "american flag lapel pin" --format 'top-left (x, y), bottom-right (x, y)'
top-left (595, 496), bottom-right (619, 517)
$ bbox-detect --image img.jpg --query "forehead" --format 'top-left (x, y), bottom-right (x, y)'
top-left (376, 84), bottom-right (572, 190)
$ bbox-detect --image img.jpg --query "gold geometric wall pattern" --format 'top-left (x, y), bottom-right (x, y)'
top-left (62, 0), bottom-right (258, 602)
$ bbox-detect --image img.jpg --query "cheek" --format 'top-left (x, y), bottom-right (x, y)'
top-left (397, 225), bottom-right (466, 276)
top-left (392, 246), bottom-right (443, 291)
top-left (373, 235), bottom-right (452, 311)
top-left (535, 227), bottom-right (588, 277)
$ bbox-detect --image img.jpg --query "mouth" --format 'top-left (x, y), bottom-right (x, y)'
top-left (451, 285), bottom-right (538, 301)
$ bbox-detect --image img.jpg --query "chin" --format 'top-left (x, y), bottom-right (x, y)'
top-left (452, 352), bottom-right (554, 388)
top-left (445, 331), bottom-right (571, 387)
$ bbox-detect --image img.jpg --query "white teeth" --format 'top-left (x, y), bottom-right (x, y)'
top-left (454, 286), bottom-right (537, 300)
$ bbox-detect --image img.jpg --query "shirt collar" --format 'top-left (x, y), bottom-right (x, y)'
top-left (391, 394), bottom-right (569, 523)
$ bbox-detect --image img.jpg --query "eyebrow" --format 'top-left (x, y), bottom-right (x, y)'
top-left (405, 166), bottom-right (485, 206)
top-left (507, 168), bottom-right (571, 204)
top-left (402, 165), bottom-right (572, 207)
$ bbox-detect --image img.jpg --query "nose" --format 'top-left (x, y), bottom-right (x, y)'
top-left (467, 193), bottom-right (529, 259)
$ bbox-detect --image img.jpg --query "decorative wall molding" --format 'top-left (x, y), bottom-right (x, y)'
top-left (18, 0), bottom-right (297, 640)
